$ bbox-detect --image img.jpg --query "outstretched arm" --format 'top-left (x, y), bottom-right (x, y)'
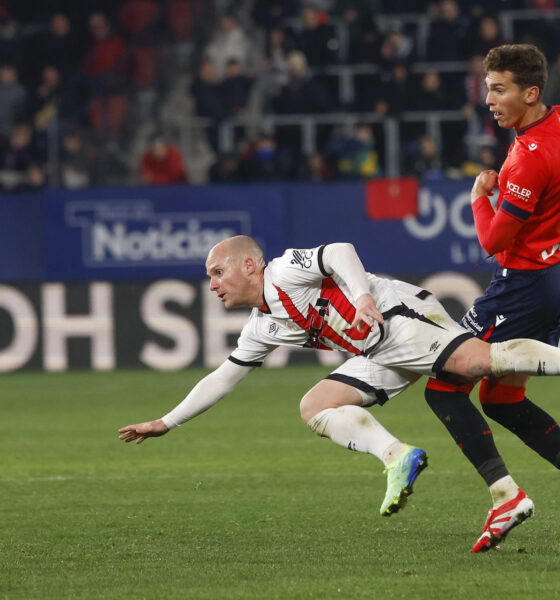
top-left (322, 242), bottom-right (384, 331)
top-left (118, 359), bottom-right (254, 444)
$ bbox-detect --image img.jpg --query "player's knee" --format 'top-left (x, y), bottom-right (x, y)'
top-left (299, 392), bottom-right (320, 424)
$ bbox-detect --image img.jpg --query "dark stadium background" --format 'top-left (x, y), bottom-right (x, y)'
top-left (1, 0), bottom-right (559, 372)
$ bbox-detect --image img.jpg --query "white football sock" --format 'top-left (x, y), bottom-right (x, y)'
top-left (489, 475), bottom-right (519, 508)
top-left (490, 338), bottom-right (560, 378)
top-left (307, 405), bottom-right (403, 465)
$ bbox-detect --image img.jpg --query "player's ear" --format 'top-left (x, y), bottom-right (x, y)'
top-left (244, 256), bottom-right (256, 275)
top-left (524, 85), bottom-right (540, 104)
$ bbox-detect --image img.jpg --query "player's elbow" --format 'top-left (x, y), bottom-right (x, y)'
top-left (328, 242), bottom-right (355, 253)
top-left (480, 239), bottom-right (509, 256)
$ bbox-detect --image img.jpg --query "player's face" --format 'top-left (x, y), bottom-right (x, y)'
top-left (206, 246), bottom-right (252, 309)
top-left (485, 70), bottom-right (534, 130)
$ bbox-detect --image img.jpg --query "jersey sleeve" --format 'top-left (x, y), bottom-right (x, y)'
top-left (499, 144), bottom-right (548, 222)
top-left (472, 196), bottom-right (525, 255)
top-left (229, 312), bottom-right (279, 366)
top-left (272, 246), bottom-right (331, 288)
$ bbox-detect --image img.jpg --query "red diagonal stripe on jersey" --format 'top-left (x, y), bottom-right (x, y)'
top-left (321, 277), bottom-right (371, 340)
top-left (273, 284), bottom-right (308, 329)
top-left (321, 278), bottom-right (355, 322)
top-left (307, 305), bottom-right (362, 355)
top-left (274, 284), bottom-right (362, 355)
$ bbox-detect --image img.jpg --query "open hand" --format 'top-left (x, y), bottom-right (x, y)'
top-left (118, 419), bottom-right (169, 444)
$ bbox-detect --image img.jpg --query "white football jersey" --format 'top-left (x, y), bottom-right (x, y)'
top-left (229, 245), bottom-right (423, 366)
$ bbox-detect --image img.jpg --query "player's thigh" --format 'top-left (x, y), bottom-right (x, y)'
top-left (324, 355), bottom-right (419, 407)
top-left (300, 378), bottom-right (364, 423)
top-left (375, 295), bottom-right (470, 376)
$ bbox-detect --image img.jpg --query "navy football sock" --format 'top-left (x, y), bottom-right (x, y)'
top-left (482, 397), bottom-right (560, 469)
top-left (425, 382), bottom-right (508, 486)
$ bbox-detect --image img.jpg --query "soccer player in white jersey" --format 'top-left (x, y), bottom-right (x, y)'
top-left (119, 236), bottom-right (560, 540)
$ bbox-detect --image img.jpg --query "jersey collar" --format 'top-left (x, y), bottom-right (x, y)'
top-left (259, 266), bottom-right (272, 313)
top-left (517, 106), bottom-right (555, 136)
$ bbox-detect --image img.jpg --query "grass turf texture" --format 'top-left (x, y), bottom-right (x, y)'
top-left (2, 368), bottom-right (560, 599)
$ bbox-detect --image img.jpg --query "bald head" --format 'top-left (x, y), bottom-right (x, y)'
top-left (206, 236), bottom-right (266, 309)
top-left (208, 235), bottom-right (265, 268)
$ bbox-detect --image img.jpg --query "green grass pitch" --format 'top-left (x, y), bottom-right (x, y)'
top-left (2, 367), bottom-right (560, 599)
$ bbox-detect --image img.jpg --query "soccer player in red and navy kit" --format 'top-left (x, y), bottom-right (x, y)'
top-left (425, 44), bottom-right (560, 552)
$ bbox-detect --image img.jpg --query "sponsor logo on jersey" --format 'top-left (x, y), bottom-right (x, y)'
top-left (528, 143), bottom-right (538, 151)
top-left (290, 249), bottom-right (314, 269)
top-left (506, 180), bottom-right (532, 201)
top-left (495, 314), bottom-right (507, 326)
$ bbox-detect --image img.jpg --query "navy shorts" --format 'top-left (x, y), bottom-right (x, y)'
top-left (461, 262), bottom-right (560, 346)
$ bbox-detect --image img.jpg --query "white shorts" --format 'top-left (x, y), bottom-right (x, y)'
top-left (326, 290), bottom-right (472, 407)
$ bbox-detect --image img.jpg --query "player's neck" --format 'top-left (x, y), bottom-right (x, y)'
top-left (516, 103), bottom-right (549, 132)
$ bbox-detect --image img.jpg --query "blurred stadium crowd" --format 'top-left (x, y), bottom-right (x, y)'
top-left (0, 0), bottom-right (559, 191)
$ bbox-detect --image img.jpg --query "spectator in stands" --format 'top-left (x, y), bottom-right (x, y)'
top-left (34, 13), bottom-right (84, 78)
top-left (426, 0), bottom-right (467, 62)
top-left (60, 129), bottom-right (94, 189)
top-left (238, 133), bottom-right (285, 181)
top-left (379, 28), bottom-right (415, 70)
top-left (376, 62), bottom-right (414, 115)
top-left (32, 66), bottom-right (63, 131)
top-left (272, 50), bottom-right (334, 114)
top-left (0, 12), bottom-right (22, 70)
top-left (0, 64), bottom-right (28, 141)
top-left (221, 59), bottom-right (253, 117)
top-left (461, 54), bottom-right (486, 115)
top-left (326, 123), bottom-right (381, 180)
top-left (263, 27), bottom-right (294, 96)
top-left (291, 5), bottom-right (338, 67)
top-left (204, 13), bottom-right (256, 79)
top-left (300, 151), bottom-right (332, 181)
top-left (408, 134), bottom-right (444, 181)
top-left (0, 122), bottom-right (42, 190)
top-left (82, 12), bottom-right (127, 82)
top-left (460, 144), bottom-right (497, 178)
top-left (139, 133), bottom-right (188, 185)
top-left (332, 0), bottom-right (382, 64)
top-left (191, 57), bottom-right (227, 150)
top-left (191, 58), bottom-right (227, 120)
top-left (82, 12), bottom-right (129, 140)
top-left (471, 16), bottom-right (504, 58)
top-left (413, 68), bottom-right (447, 111)
top-left (209, 152), bottom-right (242, 183)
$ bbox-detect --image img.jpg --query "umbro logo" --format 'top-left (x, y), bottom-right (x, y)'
top-left (430, 341), bottom-right (441, 352)
top-left (495, 314), bottom-right (507, 326)
top-left (269, 322), bottom-right (279, 336)
top-left (528, 143), bottom-right (538, 151)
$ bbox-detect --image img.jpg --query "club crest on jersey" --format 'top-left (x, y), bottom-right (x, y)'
top-left (291, 249), bottom-right (313, 269)
top-left (506, 180), bottom-right (531, 201)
